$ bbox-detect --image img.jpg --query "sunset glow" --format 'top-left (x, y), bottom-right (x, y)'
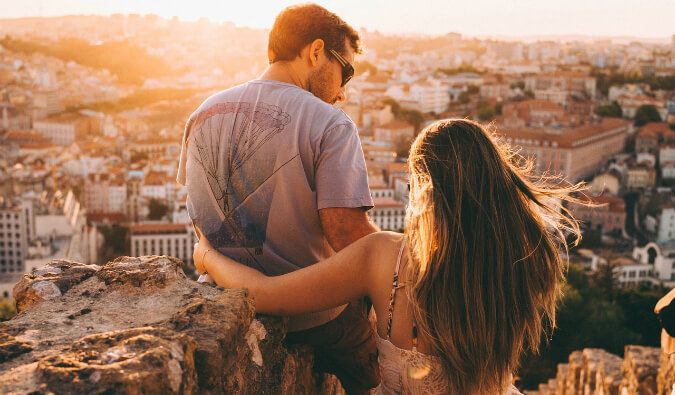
top-left (1, 0), bottom-right (674, 38)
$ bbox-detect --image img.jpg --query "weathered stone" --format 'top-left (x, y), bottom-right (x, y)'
top-left (0, 329), bottom-right (34, 363)
top-left (594, 351), bottom-right (623, 395)
top-left (0, 255), bottom-right (344, 394)
top-left (164, 290), bottom-right (254, 392)
top-left (620, 345), bottom-right (660, 395)
top-left (578, 348), bottom-right (622, 395)
top-left (37, 326), bottom-right (198, 395)
top-left (12, 259), bottom-right (100, 312)
top-left (555, 363), bottom-right (569, 395)
top-left (567, 350), bottom-right (583, 395)
top-left (657, 352), bottom-right (675, 395)
top-left (95, 255), bottom-right (183, 289)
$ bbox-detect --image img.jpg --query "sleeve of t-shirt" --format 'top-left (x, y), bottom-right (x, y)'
top-left (176, 115), bottom-right (195, 186)
top-left (315, 122), bottom-right (374, 210)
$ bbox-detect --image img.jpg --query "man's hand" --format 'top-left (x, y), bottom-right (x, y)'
top-left (319, 207), bottom-right (379, 252)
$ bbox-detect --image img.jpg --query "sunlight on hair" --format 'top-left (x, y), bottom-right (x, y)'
top-left (407, 362), bottom-right (432, 380)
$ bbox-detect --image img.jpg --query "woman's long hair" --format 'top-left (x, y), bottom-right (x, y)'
top-left (404, 119), bottom-right (583, 394)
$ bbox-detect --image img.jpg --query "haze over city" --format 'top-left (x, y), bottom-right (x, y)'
top-left (0, 1), bottom-right (674, 393)
top-left (1, 0), bottom-right (674, 39)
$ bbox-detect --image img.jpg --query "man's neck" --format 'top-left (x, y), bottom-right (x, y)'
top-left (259, 62), bottom-right (308, 91)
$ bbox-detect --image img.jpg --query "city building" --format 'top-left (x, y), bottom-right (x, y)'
top-left (369, 197), bottom-right (406, 231)
top-left (0, 196), bottom-right (29, 275)
top-left (524, 71), bottom-right (596, 107)
top-left (616, 93), bottom-right (667, 120)
top-left (499, 118), bottom-right (632, 182)
top-left (33, 114), bottom-right (92, 146)
top-left (123, 138), bottom-right (180, 161)
top-left (588, 171), bottom-right (621, 195)
top-left (612, 257), bottom-right (652, 288)
top-left (130, 223), bottom-right (196, 265)
top-left (567, 194), bottom-right (626, 233)
top-left (84, 173), bottom-right (127, 214)
top-left (657, 206), bottom-right (675, 244)
top-left (362, 141), bottom-right (397, 164)
top-left (626, 162), bottom-right (656, 190)
top-left (633, 242), bottom-right (675, 286)
top-left (373, 120), bottom-right (415, 143)
top-left (502, 100), bottom-right (566, 127)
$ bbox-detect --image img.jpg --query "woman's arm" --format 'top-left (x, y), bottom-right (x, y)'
top-left (193, 232), bottom-right (382, 316)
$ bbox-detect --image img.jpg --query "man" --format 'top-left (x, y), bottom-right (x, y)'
top-left (177, 4), bottom-right (379, 393)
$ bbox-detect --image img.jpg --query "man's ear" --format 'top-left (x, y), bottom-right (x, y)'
top-left (308, 38), bottom-right (325, 67)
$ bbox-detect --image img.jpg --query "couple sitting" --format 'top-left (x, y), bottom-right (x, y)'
top-left (178, 4), bottom-right (581, 394)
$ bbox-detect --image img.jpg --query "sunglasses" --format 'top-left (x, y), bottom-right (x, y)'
top-left (328, 49), bottom-right (354, 87)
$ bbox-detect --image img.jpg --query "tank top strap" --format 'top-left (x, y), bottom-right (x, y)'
top-left (412, 313), bottom-right (419, 352)
top-left (386, 236), bottom-right (407, 340)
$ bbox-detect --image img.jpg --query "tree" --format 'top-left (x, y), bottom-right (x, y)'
top-left (354, 60), bottom-right (377, 76)
top-left (399, 108), bottom-right (425, 132)
top-left (593, 260), bottom-right (620, 300)
top-left (99, 224), bottom-right (129, 262)
top-left (596, 101), bottom-right (622, 118)
top-left (634, 105), bottom-right (662, 126)
top-left (0, 298), bottom-right (16, 321)
top-left (578, 228), bottom-right (603, 249)
top-left (478, 105), bottom-right (495, 121)
top-left (148, 199), bottom-right (169, 220)
top-left (467, 84), bottom-right (479, 94)
top-left (381, 97), bottom-right (424, 132)
top-left (458, 91), bottom-right (471, 104)
top-left (382, 97), bottom-right (401, 114)
top-left (394, 136), bottom-right (413, 159)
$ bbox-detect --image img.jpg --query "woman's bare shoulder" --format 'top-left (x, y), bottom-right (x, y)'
top-left (357, 231), bottom-right (405, 273)
top-left (357, 231), bottom-right (405, 250)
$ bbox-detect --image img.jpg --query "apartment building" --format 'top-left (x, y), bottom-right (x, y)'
top-left (0, 197), bottom-right (29, 275)
top-left (499, 118), bottom-right (632, 182)
top-left (130, 223), bottom-right (196, 265)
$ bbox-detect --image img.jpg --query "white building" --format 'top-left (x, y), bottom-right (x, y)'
top-left (657, 206), bottom-right (675, 243)
top-left (35, 190), bottom-right (98, 265)
top-left (369, 197), bottom-right (406, 231)
top-left (84, 173), bottom-right (127, 214)
top-left (370, 186), bottom-right (394, 199)
top-left (660, 145), bottom-right (675, 164)
top-left (130, 223), bottom-right (197, 265)
top-left (409, 80), bottom-right (450, 114)
top-left (662, 163), bottom-right (675, 180)
top-left (612, 257), bottom-right (652, 288)
top-left (0, 197), bottom-right (29, 275)
top-left (633, 242), bottom-right (675, 286)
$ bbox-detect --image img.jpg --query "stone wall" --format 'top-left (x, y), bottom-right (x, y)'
top-left (525, 345), bottom-right (675, 395)
top-left (0, 256), bottom-right (344, 394)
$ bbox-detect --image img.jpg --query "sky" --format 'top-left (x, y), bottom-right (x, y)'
top-left (0, 0), bottom-right (673, 39)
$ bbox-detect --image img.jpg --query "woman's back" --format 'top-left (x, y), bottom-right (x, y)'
top-left (367, 233), bottom-right (522, 394)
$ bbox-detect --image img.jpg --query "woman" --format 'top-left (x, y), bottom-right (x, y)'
top-left (193, 119), bottom-right (582, 394)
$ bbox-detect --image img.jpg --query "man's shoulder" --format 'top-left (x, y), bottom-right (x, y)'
top-left (188, 80), bottom-right (355, 132)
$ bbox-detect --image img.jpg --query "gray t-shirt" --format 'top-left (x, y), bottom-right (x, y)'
top-left (177, 80), bottom-right (373, 331)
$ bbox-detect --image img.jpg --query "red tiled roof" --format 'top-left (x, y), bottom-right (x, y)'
top-left (372, 197), bottom-right (404, 208)
top-left (130, 223), bottom-right (189, 235)
top-left (499, 118), bottom-right (631, 149)
top-left (376, 120), bottom-right (414, 130)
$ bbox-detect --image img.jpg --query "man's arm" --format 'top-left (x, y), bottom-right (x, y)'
top-left (319, 207), bottom-right (379, 252)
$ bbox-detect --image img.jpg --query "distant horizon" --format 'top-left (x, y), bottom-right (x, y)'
top-left (0, 14), bottom-right (672, 45)
top-left (0, 0), bottom-right (673, 41)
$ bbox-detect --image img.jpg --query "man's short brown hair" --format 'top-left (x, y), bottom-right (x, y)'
top-left (268, 3), bottom-right (361, 63)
